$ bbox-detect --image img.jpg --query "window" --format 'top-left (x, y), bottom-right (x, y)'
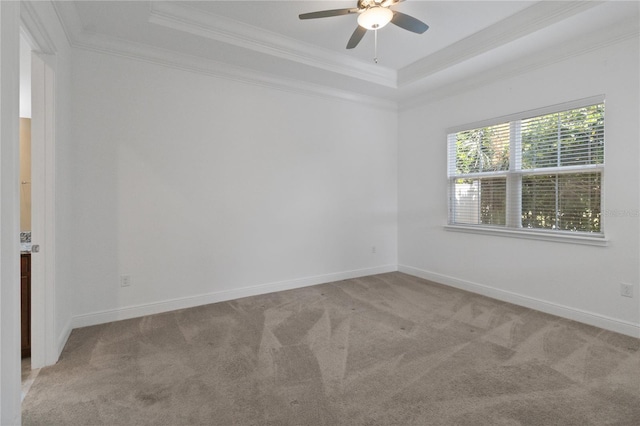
top-left (447, 98), bottom-right (605, 239)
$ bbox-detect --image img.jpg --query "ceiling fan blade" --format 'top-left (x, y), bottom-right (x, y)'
top-left (381, 0), bottom-right (405, 7)
top-left (346, 26), bottom-right (367, 49)
top-left (391, 11), bottom-right (429, 34)
top-left (299, 8), bottom-right (358, 20)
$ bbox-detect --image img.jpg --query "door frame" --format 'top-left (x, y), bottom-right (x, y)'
top-left (20, 2), bottom-right (58, 369)
top-left (29, 50), bottom-right (57, 369)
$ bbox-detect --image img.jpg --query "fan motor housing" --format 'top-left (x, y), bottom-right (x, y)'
top-left (358, 0), bottom-right (386, 11)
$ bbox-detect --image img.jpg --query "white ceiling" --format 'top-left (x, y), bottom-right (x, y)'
top-left (183, 1), bottom-right (536, 68)
top-left (53, 1), bottom-right (639, 104)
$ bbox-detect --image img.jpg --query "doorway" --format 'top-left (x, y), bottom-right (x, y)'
top-left (19, 35), bottom-right (39, 399)
top-left (19, 32), bottom-right (35, 395)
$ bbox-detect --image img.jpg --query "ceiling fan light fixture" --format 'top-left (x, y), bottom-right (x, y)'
top-left (357, 6), bottom-right (393, 30)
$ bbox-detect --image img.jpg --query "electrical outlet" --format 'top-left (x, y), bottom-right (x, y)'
top-left (620, 283), bottom-right (633, 298)
top-left (372, 246), bottom-right (376, 254)
top-left (120, 275), bottom-right (131, 287)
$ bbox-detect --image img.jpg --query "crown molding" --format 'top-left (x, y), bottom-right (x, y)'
top-left (44, 0), bottom-right (634, 114)
top-left (148, 1), bottom-right (397, 89)
top-left (73, 29), bottom-right (397, 112)
top-left (49, 0), bottom-right (83, 48)
top-left (50, 1), bottom-right (396, 110)
top-left (20, 1), bottom-right (57, 54)
top-left (399, 16), bottom-right (639, 111)
top-left (398, 0), bottom-right (604, 87)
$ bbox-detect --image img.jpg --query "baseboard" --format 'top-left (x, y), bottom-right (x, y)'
top-left (71, 264), bottom-right (398, 329)
top-left (398, 264), bottom-right (640, 338)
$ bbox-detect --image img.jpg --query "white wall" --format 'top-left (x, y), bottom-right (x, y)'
top-left (398, 36), bottom-right (640, 336)
top-left (70, 50), bottom-right (398, 323)
top-left (19, 33), bottom-right (30, 118)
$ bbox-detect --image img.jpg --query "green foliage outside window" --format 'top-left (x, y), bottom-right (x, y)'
top-left (455, 124), bottom-right (510, 174)
top-left (521, 104), bottom-right (604, 169)
top-left (522, 173), bottom-right (601, 232)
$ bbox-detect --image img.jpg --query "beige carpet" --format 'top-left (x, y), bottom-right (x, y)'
top-left (22, 272), bottom-right (640, 425)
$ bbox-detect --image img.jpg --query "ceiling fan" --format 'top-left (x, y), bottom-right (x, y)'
top-left (299, 0), bottom-right (429, 61)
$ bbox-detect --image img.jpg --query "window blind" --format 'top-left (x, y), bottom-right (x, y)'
top-left (448, 99), bottom-right (605, 235)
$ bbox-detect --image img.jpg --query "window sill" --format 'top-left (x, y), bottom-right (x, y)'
top-left (444, 225), bottom-right (608, 246)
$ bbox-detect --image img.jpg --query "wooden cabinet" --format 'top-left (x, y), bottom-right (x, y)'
top-left (21, 253), bottom-right (31, 358)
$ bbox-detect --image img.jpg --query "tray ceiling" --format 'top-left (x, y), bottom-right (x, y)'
top-left (52, 1), bottom-right (639, 105)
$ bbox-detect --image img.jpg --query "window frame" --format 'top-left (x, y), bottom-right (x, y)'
top-left (445, 95), bottom-right (607, 246)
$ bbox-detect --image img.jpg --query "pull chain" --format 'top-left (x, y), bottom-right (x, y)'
top-left (374, 28), bottom-right (378, 63)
